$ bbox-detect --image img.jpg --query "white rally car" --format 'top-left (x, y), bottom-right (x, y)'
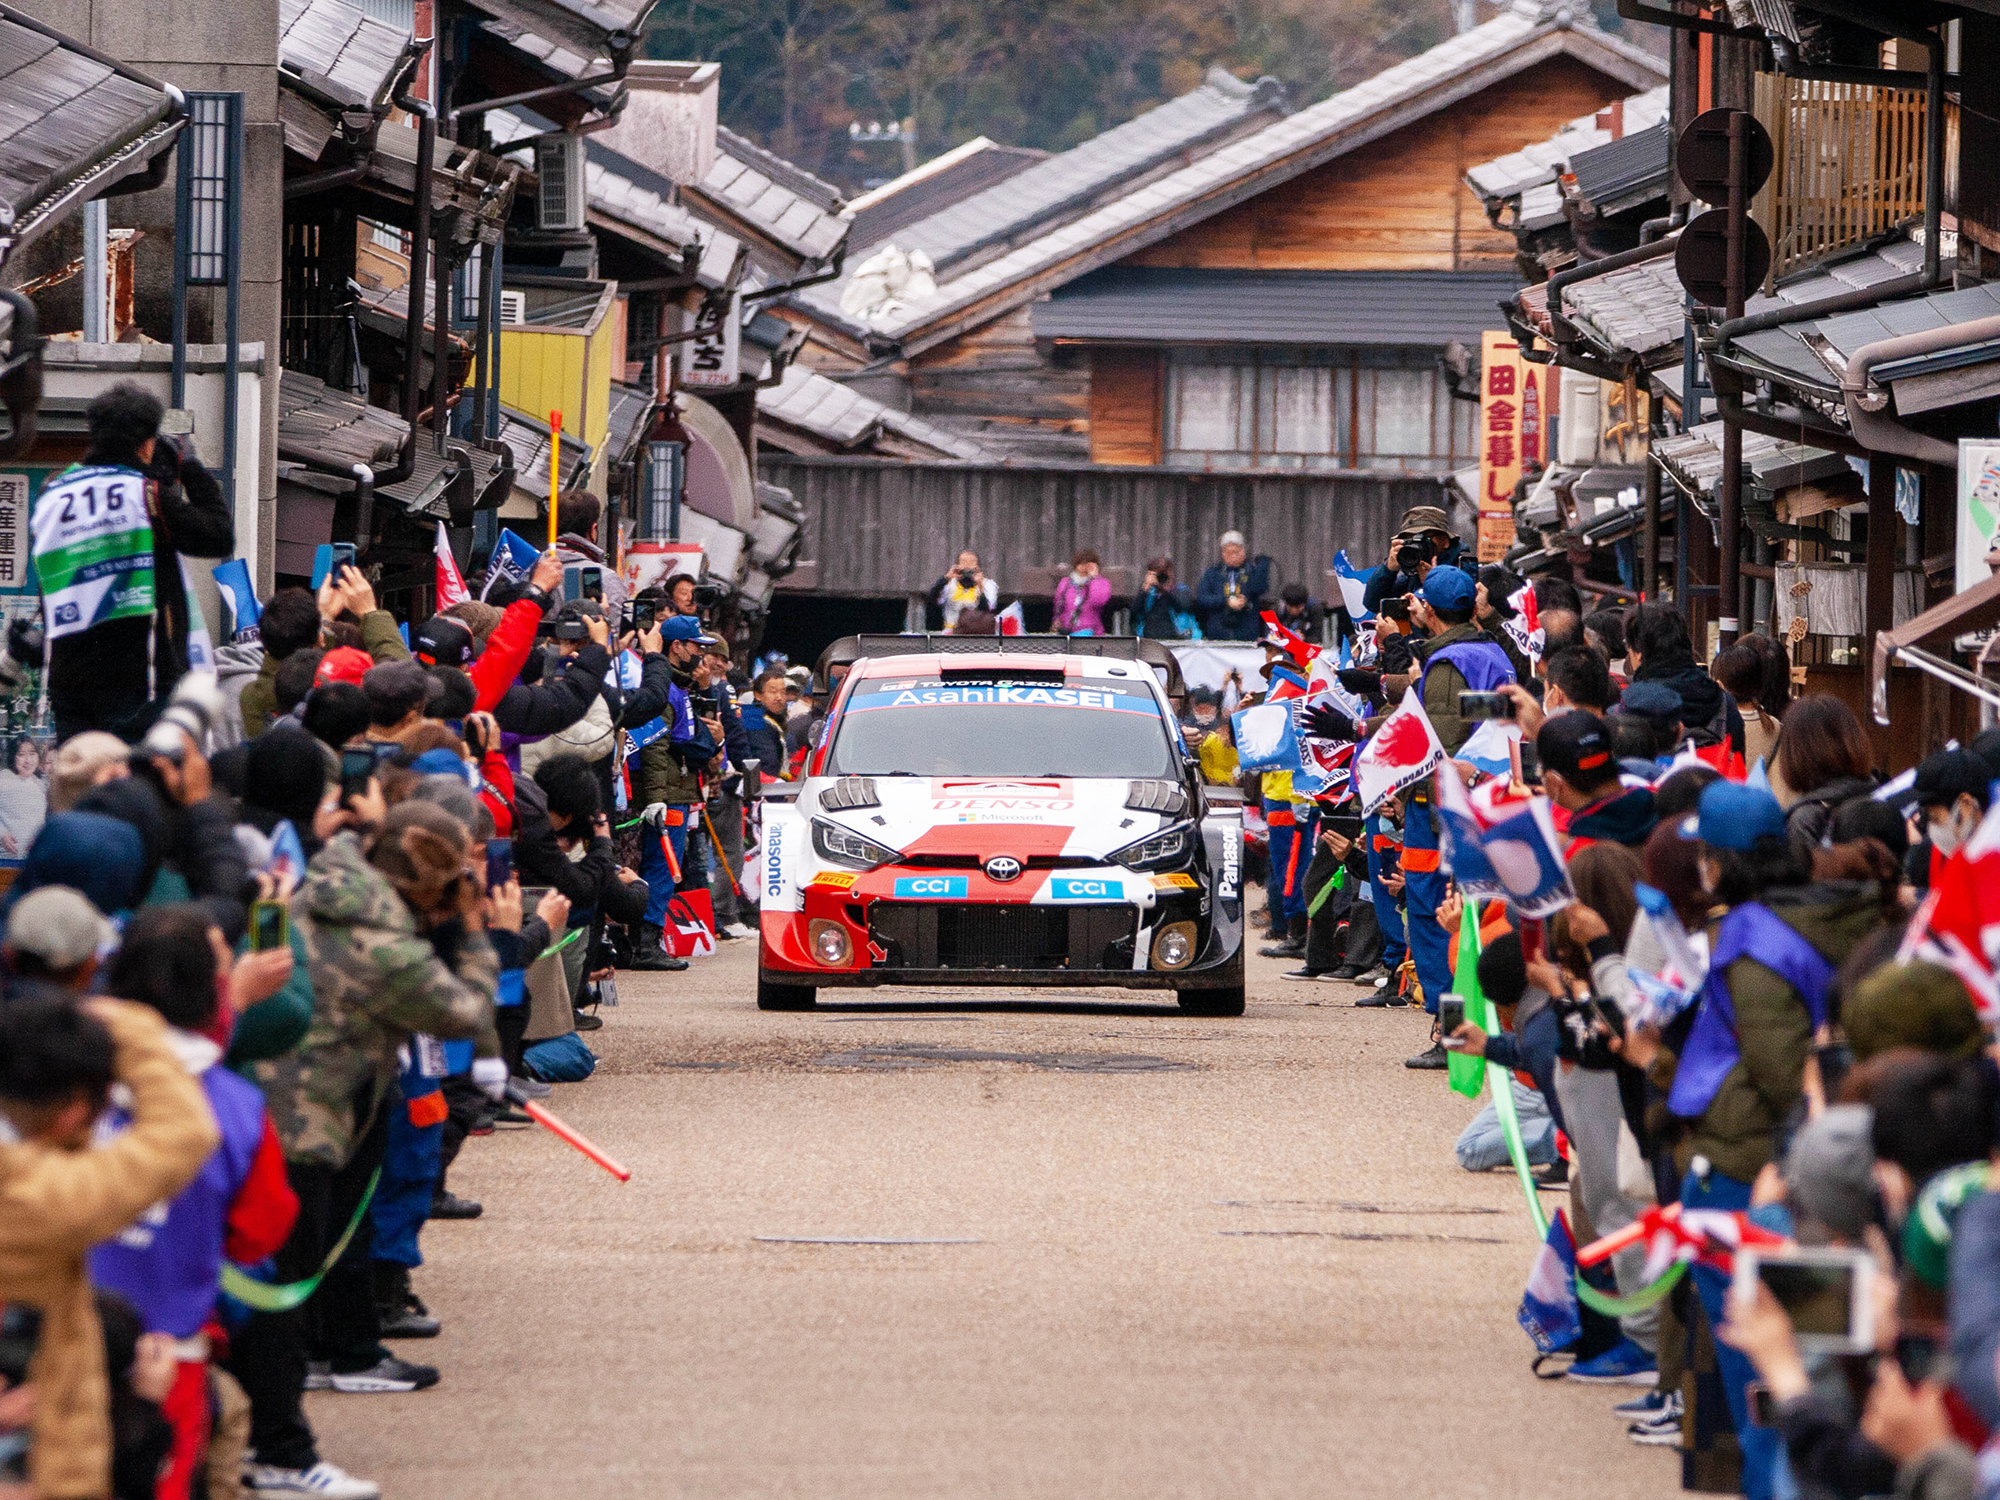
top-left (756, 636), bottom-right (1245, 1014)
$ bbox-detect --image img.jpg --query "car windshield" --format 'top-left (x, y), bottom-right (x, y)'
top-left (826, 676), bottom-right (1180, 779)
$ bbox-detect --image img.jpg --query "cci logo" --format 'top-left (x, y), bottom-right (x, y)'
top-left (1050, 876), bottom-right (1119, 902)
top-left (983, 855), bottom-right (1023, 883)
top-left (892, 875), bottom-right (968, 899)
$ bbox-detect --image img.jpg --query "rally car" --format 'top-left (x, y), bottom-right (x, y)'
top-left (755, 635), bottom-right (1245, 1014)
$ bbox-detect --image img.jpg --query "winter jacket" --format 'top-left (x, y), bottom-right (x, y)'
top-left (468, 594), bottom-right (548, 713)
top-left (1782, 774), bottom-right (1876, 865)
top-left (510, 775), bottom-right (621, 912)
top-left (357, 607), bottom-right (410, 664)
top-left (742, 704), bottom-right (787, 777)
top-left (0, 1001), bottom-right (218, 1500)
top-left (1412, 621), bottom-right (1492, 756)
top-left (1630, 655), bottom-right (1743, 752)
top-left (1133, 583), bottom-right (1194, 639)
top-left (1194, 556), bottom-right (1273, 641)
top-left (1362, 538), bottom-right (1470, 615)
top-left (45, 448), bottom-right (234, 742)
top-left (213, 641), bottom-right (264, 748)
top-left (236, 650), bottom-right (283, 741)
top-left (1053, 573), bottom-right (1112, 634)
top-left (491, 642), bottom-right (608, 739)
top-left (1565, 785), bottom-right (1659, 849)
top-left (638, 680), bottom-right (717, 807)
top-left (1687, 881), bottom-right (1884, 1181)
top-left (615, 652), bottom-right (674, 730)
top-left (251, 832), bottom-right (499, 1168)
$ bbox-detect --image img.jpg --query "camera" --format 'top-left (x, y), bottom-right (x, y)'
top-left (692, 578), bottom-right (729, 608)
top-left (141, 671), bottom-right (224, 761)
top-left (540, 604), bottom-right (592, 643)
top-left (0, 616), bottom-right (42, 692)
top-left (1394, 529), bottom-right (1436, 575)
top-left (956, 569), bottom-right (977, 588)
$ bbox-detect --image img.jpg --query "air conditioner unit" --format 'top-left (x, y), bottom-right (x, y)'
top-left (498, 290), bottom-right (526, 324)
top-left (535, 133), bottom-right (586, 232)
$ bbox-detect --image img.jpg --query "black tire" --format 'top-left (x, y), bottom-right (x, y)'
top-left (757, 973), bottom-right (817, 1011)
top-left (1178, 983), bottom-right (1245, 1017)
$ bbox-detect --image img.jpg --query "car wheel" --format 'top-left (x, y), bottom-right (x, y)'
top-left (757, 975), bottom-right (817, 1010)
top-left (1177, 983), bottom-right (1245, 1017)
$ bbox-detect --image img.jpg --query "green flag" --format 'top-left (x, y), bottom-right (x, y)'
top-left (1446, 899), bottom-right (1486, 1099)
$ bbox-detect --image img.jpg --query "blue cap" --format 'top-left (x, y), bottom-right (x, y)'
top-left (659, 614), bottom-right (723, 647)
top-left (1418, 565), bottom-right (1475, 612)
top-left (1678, 780), bottom-right (1786, 851)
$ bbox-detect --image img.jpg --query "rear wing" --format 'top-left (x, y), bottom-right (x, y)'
top-left (814, 634), bottom-right (1185, 703)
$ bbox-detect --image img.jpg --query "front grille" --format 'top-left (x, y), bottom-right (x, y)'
top-left (898, 853), bottom-right (1102, 870)
top-left (869, 903), bottom-right (1135, 970)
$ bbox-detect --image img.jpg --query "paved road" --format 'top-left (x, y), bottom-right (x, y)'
top-left (310, 930), bottom-right (1674, 1498)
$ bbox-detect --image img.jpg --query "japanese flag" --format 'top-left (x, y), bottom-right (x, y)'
top-left (1352, 687), bottom-right (1444, 814)
top-left (435, 522), bottom-right (470, 609)
top-left (997, 601), bottom-right (1026, 636)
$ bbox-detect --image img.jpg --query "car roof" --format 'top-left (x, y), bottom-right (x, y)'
top-left (847, 653), bottom-right (1157, 683)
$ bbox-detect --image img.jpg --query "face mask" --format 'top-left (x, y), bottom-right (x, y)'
top-left (1929, 801), bottom-right (1976, 858)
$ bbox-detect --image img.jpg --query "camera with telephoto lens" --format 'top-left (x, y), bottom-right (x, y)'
top-left (1394, 529), bottom-right (1438, 575)
top-left (0, 616), bottom-right (42, 692)
top-left (956, 569), bottom-right (977, 588)
top-left (539, 603), bottom-right (591, 642)
top-left (139, 671), bottom-right (225, 765)
top-left (692, 578), bottom-right (729, 608)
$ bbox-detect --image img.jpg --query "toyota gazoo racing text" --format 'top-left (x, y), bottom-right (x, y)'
top-left (755, 642), bottom-right (1245, 1014)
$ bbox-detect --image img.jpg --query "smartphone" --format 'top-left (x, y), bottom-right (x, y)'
top-left (1732, 1246), bottom-right (1875, 1354)
top-left (339, 747), bottom-right (376, 802)
top-left (248, 900), bottom-right (288, 952)
top-left (1325, 813), bottom-right (1364, 841)
top-left (1517, 742), bottom-right (1542, 785)
top-left (485, 837), bottom-right (513, 893)
top-left (1381, 597), bottom-right (1411, 621)
top-left (1459, 690), bottom-right (1515, 721)
top-left (311, 541), bottom-right (358, 590)
top-left (1747, 1381), bottom-right (1776, 1428)
top-left (1438, 995), bottom-right (1466, 1046)
top-left (629, 599), bottom-right (656, 635)
top-left (562, 564), bottom-right (605, 603)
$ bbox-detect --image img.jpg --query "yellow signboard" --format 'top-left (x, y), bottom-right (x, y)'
top-left (1477, 330), bottom-right (1544, 563)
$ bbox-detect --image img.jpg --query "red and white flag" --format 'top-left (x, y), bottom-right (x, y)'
top-left (996, 601), bottom-right (1026, 636)
top-left (1901, 802), bottom-right (2000, 1021)
top-left (1352, 686), bottom-right (1444, 814)
top-left (1259, 610), bottom-right (1316, 670)
top-left (1577, 1201), bottom-right (1787, 1281)
top-left (435, 522), bottom-right (470, 609)
top-left (1503, 580), bottom-right (1543, 670)
top-left (665, 889), bottom-right (717, 957)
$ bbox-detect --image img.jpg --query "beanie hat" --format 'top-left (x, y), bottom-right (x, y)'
top-left (1845, 961), bottom-right (1986, 1062)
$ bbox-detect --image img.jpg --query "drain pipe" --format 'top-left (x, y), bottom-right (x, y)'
top-left (352, 463), bottom-right (376, 556)
top-left (394, 85), bottom-right (435, 439)
top-left (1842, 314), bottom-right (2000, 470)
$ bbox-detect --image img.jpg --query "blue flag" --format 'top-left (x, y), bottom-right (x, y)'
top-left (1232, 702), bottom-right (1302, 774)
top-left (1518, 1211), bottom-right (1582, 1355)
top-left (481, 529), bottom-right (543, 599)
top-left (211, 558), bottom-right (261, 642)
top-left (1331, 549), bottom-right (1374, 621)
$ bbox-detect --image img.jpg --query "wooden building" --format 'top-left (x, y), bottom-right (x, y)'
top-left (777, 2), bottom-right (1664, 473)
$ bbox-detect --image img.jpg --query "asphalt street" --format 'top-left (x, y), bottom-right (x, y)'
top-left (309, 912), bottom-right (1674, 1498)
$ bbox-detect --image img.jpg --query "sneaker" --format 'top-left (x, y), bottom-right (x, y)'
top-left (1533, 1158), bottom-right (1569, 1190)
top-left (1404, 1041), bottom-right (1449, 1069)
top-left (244, 1460), bottom-right (381, 1497)
top-left (573, 1012), bottom-right (604, 1031)
top-left (1258, 939), bottom-right (1305, 959)
top-left (303, 1360), bottom-right (333, 1391)
top-left (1567, 1338), bottom-right (1659, 1386)
top-left (377, 1301), bottom-right (441, 1339)
top-left (1354, 990), bottom-right (1408, 1008)
top-left (1326, 964), bottom-right (1365, 981)
top-left (1614, 1388), bottom-right (1670, 1418)
top-left (1626, 1390), bottom-right (1683, 1444)
top-left (1351, 965), bottom-right (1390, 987)
top-left (722, 921), bottom-right (756, 939)
top-left (509, 1075), bottom-right (552, 1099)
top-left (1281, 967), bottom-right (1330, 981)
top-left (327, 1355), bottom-right (439, 1393)
top-left (429, 1191), bottom-right (483, 1220)
top-left (491, 1107), bottom-right (532, 1125)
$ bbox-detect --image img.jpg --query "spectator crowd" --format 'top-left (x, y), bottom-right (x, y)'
top-left (0, 385), bottom-right (806, 1500)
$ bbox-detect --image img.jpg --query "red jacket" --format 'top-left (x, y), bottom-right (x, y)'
top-left (478, 748), bottom-right (516, 839)
top-left (469, 598), bottom-right (545, 713)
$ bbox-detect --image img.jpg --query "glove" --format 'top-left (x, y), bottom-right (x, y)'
top-left (1302, 703), bottom-right (1359, 743)
top-left (472, 1056), bottom-right (509, 1102)
top-left (640, 801), bottom-right (670, 829)
top-left (1335, 668), bottom-right (1381, 698)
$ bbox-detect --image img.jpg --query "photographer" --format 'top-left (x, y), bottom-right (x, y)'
top-left (1362, 505), bottom-right (1466, 617)
top-left (632, 616), bottom-right (725, 970)
top-left (926, 550), bottom-right (998, 632)
top-left (1194, 532), bottom-right (1270, 642)
top-left (488, 600), bottom-right (609, 741)
top-left (35, 382), bottom-right (235, 741)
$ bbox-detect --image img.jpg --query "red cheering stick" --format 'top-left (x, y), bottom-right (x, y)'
top-left (506, 1083), bottom-right (632, 1181)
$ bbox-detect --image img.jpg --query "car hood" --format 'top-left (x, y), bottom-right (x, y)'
top-left (810, 777), bottom-right (1176, 863)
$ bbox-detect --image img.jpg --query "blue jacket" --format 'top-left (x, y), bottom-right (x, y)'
top-left (1194, 556), bottom-right (1272, 641)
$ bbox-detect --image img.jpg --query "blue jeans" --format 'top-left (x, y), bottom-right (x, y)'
top-left (639, 817), bottom-right (689, 927)
top-left (1364, 813), bottom-right (1407, 968)
top-left (1454, 1080), bottom-right (1557, 1171)
top-left (1403, 799), bottom-right (1448, 1013)
top-left (1683, 1168), bottom-right (1789, 1500)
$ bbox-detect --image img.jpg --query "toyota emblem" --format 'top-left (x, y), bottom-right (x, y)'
top-left (983, 855), bottom-right (1023, 883)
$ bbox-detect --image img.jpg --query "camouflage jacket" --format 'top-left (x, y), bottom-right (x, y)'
top-left (251, 831), bottom-right (500, 1168)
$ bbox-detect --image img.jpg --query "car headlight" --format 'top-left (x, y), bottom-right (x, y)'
top-left (1108, 823), bottom-right (1193, 871)
top-left (811, 817), bottom-right (900, 870)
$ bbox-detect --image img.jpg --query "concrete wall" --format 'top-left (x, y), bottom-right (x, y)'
top-left (14, 0), bottom-right (284, 594)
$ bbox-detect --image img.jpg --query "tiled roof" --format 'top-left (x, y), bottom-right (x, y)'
top-left (1032, 266), bottom-right (1516, 345)
top-left (459, 0), bottom-right (655, 63)
top-left (684, 130), bottom-right (848, 267)
top-left (275, 370), bottom-right (408, 472)
top-left (1654, 419), bottom-right (1850, 502)
top-left (0, 10), bottom-right (182, 266)
top-left (816, 3), bottom-right (1663, 346)
top-left (757, 364), bottom-right (998, 461)
top-left (1566, 119), bottom-right (1669, 217)
top-left (279, 0), bottom-right (416, 108)
top-left (1464, 83), bottom-right (1669, 203)
top-left (846, 138), bottom-right (1047, 250)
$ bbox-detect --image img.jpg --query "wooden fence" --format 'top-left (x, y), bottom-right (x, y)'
top-left (759, 455), bottom-right (1449, 599)
top-left (1752, 75), bottom-right (1931, 289)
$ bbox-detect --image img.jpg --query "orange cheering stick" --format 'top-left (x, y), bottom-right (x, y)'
top-left (506, 1082), bottom-right (632, 1181)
